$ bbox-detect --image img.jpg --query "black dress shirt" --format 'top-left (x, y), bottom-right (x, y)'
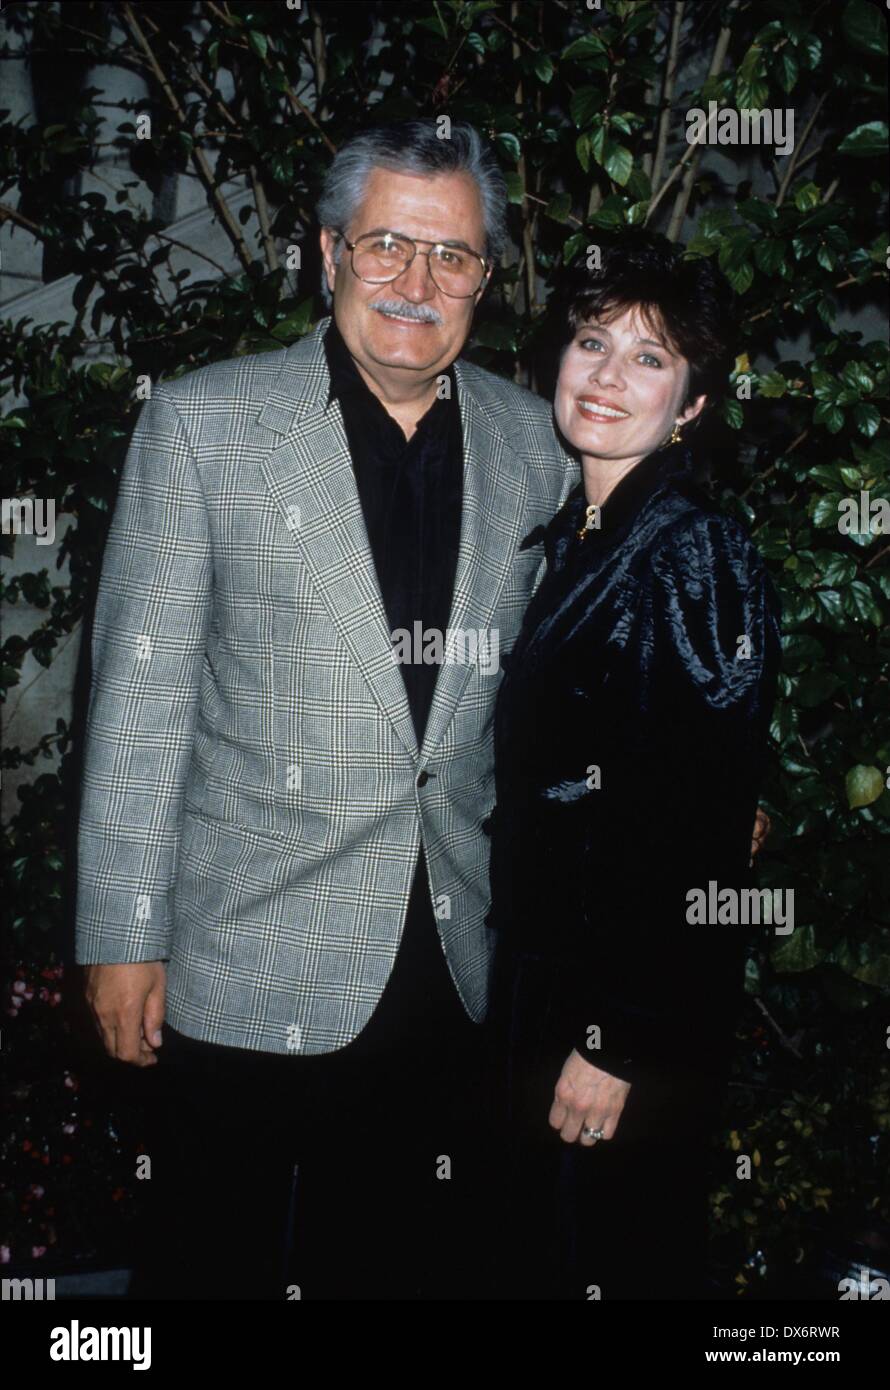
top-left (323, 316), bottom-right (463, 746)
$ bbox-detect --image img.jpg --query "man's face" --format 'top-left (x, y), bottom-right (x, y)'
top-left (319, 167), bottom-right (492, 386)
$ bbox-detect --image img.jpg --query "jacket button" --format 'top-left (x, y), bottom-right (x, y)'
top-left (417, 771), bottom-right (430, 787)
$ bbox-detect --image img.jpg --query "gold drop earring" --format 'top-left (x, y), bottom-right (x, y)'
top-left (669, 420), bottom-right (683, 445)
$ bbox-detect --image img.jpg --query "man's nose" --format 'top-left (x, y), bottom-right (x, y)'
top-left (391, 251), bottom-right (438, 301)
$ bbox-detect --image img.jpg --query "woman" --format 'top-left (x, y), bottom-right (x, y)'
top-left (484, 231), bottom-right (782, 1301)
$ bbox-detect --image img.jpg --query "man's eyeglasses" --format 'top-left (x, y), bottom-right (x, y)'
top-left (330, 228), bottom-right (489, 298)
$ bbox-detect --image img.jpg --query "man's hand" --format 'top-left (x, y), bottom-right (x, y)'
top-left (549, 1049), bottom-right (632, 1146)
top-left (751, 805), bottom-right (771, 861)
top-left (83, 962), bottom-right (167, 1067)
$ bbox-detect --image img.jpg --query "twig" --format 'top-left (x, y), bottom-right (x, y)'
top-left (119, 3), bottom-right (254, 272)
top-left (650, 1), bottom-right (684, 193)
top-left (775, 93), bottom-right (827, 208)
top-left (666, 0), bottom-right (741, 240)
top-left (754, 995), bottom-right (804, 1060)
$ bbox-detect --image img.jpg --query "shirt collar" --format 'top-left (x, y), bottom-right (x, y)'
top-left (323, 314), bottom-right (457, 421)
top-left (520, 439), bottom-right (694, 563)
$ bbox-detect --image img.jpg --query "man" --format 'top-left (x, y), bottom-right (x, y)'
top-left (76, 119), bottom-right (577, 1300)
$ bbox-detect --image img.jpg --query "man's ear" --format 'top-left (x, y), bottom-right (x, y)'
top-left (474, 266), bottom-right (494, 307)
top-left (319, 228), bottom-right (339, 294)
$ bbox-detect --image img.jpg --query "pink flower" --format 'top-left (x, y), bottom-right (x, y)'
top-left (0, 1247), bottom-right (10, 1264)
top-left (31, 1246), bottom-right (46, 1258)
top-left (12, 981), bottom-right (25, 995)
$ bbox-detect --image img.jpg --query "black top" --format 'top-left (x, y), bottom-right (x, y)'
top-left (486, 440), bottom-right (782, 1083)
top-left (323, 316), bottom-right (464, 745)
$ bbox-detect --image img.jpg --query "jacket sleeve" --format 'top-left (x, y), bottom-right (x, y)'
top-left (571, 512), bottom-right (782, 1082)
top-left (75, 388), bottom-right (213, 964)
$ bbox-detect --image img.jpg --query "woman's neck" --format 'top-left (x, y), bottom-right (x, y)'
top-left (580, 454), bottom-right (643, 509)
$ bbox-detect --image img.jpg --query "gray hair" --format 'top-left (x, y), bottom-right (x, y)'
top-left (314, 119), bottom-right (509, 309)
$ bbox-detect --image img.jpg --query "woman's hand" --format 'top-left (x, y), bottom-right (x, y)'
top-left (550, 1049), bottom-right (632, 1146)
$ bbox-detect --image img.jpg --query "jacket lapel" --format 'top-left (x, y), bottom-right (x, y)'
top-left (257, 317), bottom-right (531, 765)
top-left (257, 319), bottom-right (419, 760)
top-left (419, 360), bottom-right (528, 762)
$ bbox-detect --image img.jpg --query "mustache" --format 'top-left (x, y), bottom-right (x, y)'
top-left (368, 299), bottom-right (444, 325)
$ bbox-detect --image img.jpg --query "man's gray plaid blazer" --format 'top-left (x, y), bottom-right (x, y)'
top-left (76, 315), bottom-right (577, 1054)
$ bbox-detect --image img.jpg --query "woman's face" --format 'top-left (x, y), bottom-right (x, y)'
top-left (554, 303), bottom-right (706, 467)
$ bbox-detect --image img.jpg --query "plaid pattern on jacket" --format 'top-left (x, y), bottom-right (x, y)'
top-left (75, 315), bottom-right (577, 1053)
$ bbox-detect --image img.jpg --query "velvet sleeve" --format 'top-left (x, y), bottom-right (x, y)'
top-left (570, 512), bottom-right (782, 1083)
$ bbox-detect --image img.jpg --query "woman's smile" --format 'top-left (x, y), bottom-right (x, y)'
top-left (575, 395), bottom-right (632, 423)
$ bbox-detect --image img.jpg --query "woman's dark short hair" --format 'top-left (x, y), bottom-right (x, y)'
top-left (541, 229), bottom-right (737, 421)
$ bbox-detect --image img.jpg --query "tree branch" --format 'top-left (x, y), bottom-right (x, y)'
top-left (650, 0), bottom-right (684, 194)
top-left (119, 3), bottom-right (254, 272)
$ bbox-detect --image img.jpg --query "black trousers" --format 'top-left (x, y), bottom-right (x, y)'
top-left (485, 938), bottom-right (730, 1301)
top-left (128, 849), bottom-right (493, 1301)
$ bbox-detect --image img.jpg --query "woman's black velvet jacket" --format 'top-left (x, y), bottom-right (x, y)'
top-left (486, 440), bottom-right (782, 1085)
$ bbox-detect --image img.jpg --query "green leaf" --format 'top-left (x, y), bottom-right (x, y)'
top-left (563, 34), bottom-right (608, 61)
top-left (570, 86), bottom-right (603, 128)
top-left (841, 360), bottom-right (875, 393)
top-left (496, 131), bottom-right (521, 163)
top-left (844, 579), bottom-right (883, 626)
top-left (834, 935), bottom-right (890, 988)
top-left (503, 170), bottom-right (525, 202)
top-left (736, 44), bottom-right (769, 109)
top-left (771, 925), bottom-right (823, 974)
top-left (846, 764), bottom-right (884, 809)
top-left (602, 139), bottom-right (633, 187)
top-left (759, 370), bottom-right (787, 398)
top-left (247, 30), bottom-right (269, 61)
top-left (838, 122), bottom-right (889, 158)
top-left (812, 551), bottom-right (856, 587)
top-left (776, 48), bottom-right (799, 93)
top-left (721, 258), bottom-right (754, 294)
top-left (534, 53), bottom-right (554, 84)
top-left (474, 319), bottom-right (519, 352)
top-left (793, 182), bottom-right (821, 212)
top-left (544, 193), bottom-right (573, 223)
top-left (813, 402), bottom-right (845, 433)
top-left (270, 301), bottom-right (313, 341)
top-left (842, 0), bottom-right (888, 57)
top-left (753, 239), bottom-right (786, 274)
top-left (853, 403), bottom-right (880, 437)
top-left (795, 670), bottom-right (842, 707)
top-left (503, 171), bottom-right (524, 204)
top-left (722, 398), bottom-right (744, 429)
